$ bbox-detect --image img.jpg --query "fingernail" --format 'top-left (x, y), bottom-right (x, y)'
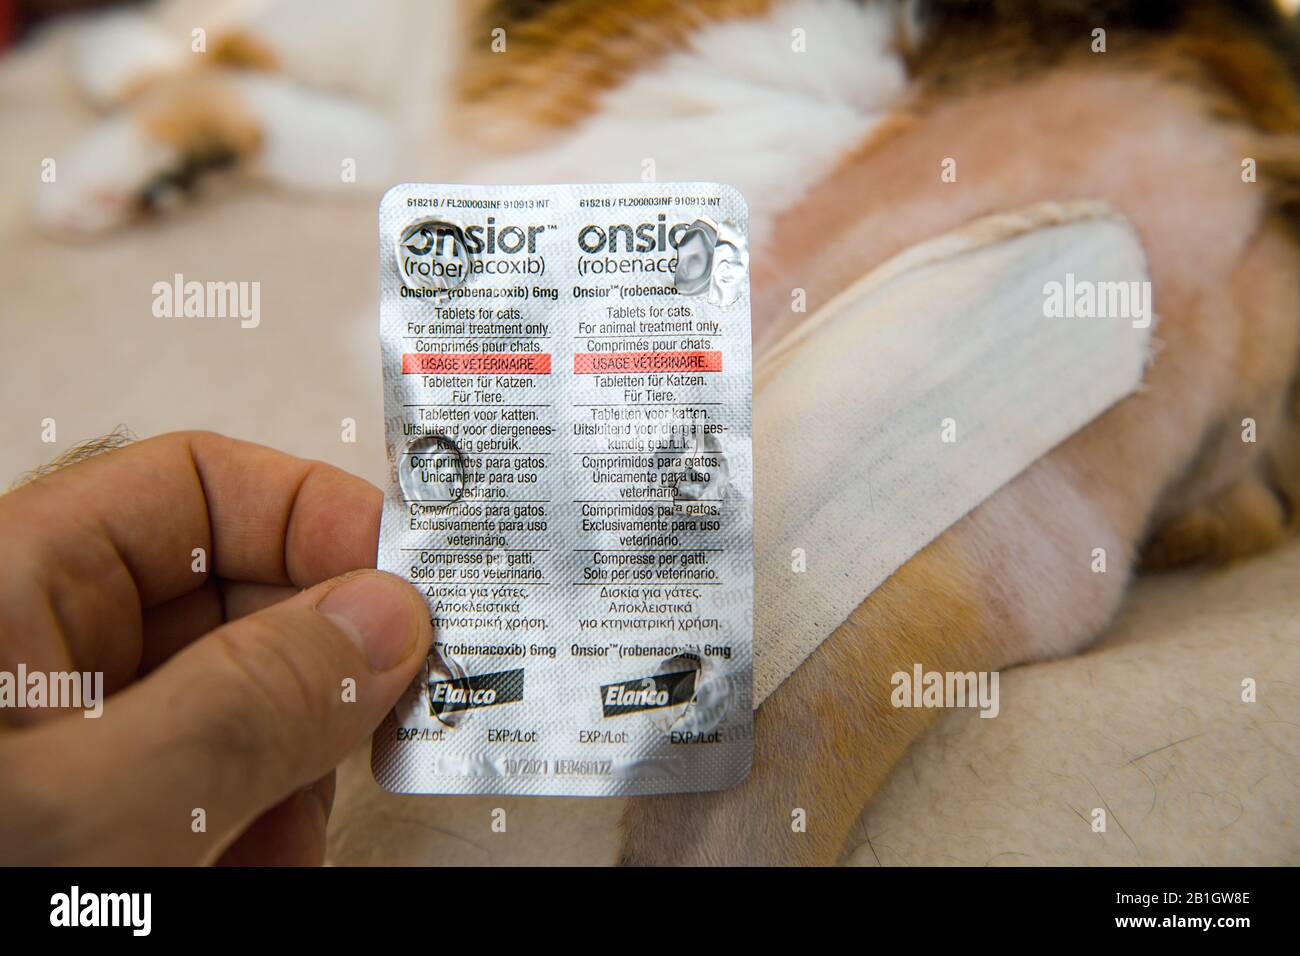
top-left (318, 573), bottom-right (420, 672)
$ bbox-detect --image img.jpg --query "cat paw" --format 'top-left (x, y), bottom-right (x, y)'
top-left (34, 116), bottom-right (181, 235)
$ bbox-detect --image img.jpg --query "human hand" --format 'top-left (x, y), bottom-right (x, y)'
top-left (0, 431), bottom-right (431, 865)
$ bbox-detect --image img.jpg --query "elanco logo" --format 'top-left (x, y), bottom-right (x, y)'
top-left (601, 669), bottom-right (697, 717)
top-left (428, 668), bottom-right (524, 717)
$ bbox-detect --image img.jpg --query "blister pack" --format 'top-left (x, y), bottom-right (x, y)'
top-left (372, 182), bottom-right (753, 796)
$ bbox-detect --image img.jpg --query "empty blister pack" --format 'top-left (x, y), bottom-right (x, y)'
top-left (372, 182), bottom-right (753, 796)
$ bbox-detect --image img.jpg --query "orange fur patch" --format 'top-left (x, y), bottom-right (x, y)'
top-left (210, 31), bottom-right (281, 73)
top-left (139, 73), bottom-right (262, 159)
top-left (620, 532), bottom-right (1009, 865)
top-left (460, 0), bottom-right (776, 143)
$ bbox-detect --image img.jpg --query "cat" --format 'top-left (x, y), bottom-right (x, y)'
top-left (37, 0), bottom-right (1300, 864)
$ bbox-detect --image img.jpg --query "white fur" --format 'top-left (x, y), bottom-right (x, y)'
top-left (34, 115), bottom-right (179, 234)
top-left (68, 11), bottom-right (185, 107)
top-left (233, 74), bottom-right (395, 190)
top-left (244, 0), bottom-right (449, 108)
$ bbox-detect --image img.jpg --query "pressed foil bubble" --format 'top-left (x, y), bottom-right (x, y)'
top-left (397, 434), bottom-right (467, 506)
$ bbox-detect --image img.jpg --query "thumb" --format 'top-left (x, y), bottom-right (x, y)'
top-left (22, 570), bottom-right (431, 864)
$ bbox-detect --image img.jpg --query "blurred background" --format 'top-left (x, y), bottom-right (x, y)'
top-left (1, 0), bottom-right (402, 489)
top-left (2, 0), bottom-right (1297, 489)
top-left (3, 0), bottom-right (1299, 487)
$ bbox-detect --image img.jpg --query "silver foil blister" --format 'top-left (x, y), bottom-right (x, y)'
top-left (372, 182), bottom-right (753, 795)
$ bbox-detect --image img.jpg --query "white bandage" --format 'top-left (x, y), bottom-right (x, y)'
top-left (752, 201), bottom-right (1154, 706)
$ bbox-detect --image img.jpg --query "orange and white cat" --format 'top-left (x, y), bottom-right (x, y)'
top-left (38, 0), bottom-right (1300, 863)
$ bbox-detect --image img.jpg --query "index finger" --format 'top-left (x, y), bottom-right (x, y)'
top-left (1, 430), bottom-right (382, 612)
